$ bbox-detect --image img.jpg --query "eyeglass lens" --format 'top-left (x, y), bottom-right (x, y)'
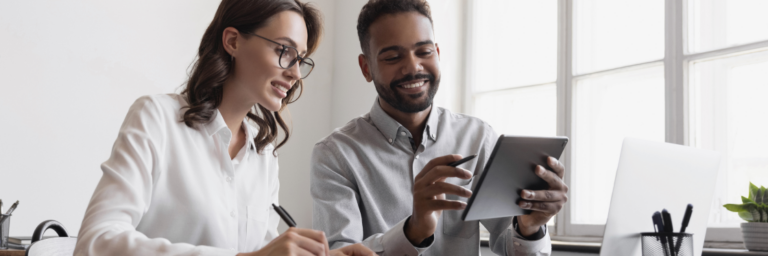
top-left (279, 47), bottom-right (314, 79)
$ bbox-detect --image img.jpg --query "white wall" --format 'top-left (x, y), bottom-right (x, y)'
top-left (0, 0), bottom-right (221, 236)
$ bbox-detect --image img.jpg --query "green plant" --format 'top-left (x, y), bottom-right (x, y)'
top-left (724, 182), bottom-right (767, 223)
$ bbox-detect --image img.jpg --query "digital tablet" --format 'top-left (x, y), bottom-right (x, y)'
top-left (461, 135), bottom-right (569, 221)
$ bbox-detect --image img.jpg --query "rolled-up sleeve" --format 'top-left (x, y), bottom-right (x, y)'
top-left (311, 142), bottom-right (430, 256)
top-left (74, 96), bottom-right (237, 256)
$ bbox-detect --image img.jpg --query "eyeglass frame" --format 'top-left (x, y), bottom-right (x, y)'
top-left (242, 32), bottom-right (315, 79)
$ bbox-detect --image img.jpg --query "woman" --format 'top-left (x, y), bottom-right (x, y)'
top-left (74, 0), bottom-right (374, 255)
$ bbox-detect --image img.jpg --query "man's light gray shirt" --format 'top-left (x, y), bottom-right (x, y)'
top-left (310, 99), bottom-right (552, 256)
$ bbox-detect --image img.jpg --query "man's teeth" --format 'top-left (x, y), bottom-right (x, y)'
top-left (401, 81), bottom-right (425, 89)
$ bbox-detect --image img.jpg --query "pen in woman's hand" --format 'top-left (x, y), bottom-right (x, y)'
top-left (272, 203), bottom-right (296, 228)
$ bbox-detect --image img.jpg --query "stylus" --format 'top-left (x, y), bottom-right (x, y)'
top-left (448, 155), bottom-right (477, 167)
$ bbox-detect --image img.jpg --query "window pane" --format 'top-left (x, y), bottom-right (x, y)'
top-left (473, 84), bottom-right (556, 137)
top-left (690, 49), bottom-right (768, 227)
top-left (573, 0), bottom-right (664, 74)
top-left (572, 65), bottom-right (665, 224)
top-left (473, 1), bottom-right (557, 91)
top-left (688, 0), bottom-right (768, 53)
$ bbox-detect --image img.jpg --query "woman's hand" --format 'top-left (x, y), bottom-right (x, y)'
top-left (238, 227), bottom-right (330, 256)
top-left (330, 243), bottom-right (377, 256)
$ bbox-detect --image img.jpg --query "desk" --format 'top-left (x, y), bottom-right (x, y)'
top-left (0, 249), bottom-right (25, 256)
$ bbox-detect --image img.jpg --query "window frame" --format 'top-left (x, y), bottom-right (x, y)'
top-left (461, 0), bottom-right (768, 243)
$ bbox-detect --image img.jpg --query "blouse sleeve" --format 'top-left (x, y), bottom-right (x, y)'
top-left (74, 96), bottom-right (237, 256)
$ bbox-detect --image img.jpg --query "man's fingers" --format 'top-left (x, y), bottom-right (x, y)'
top-left (416, 181), bottom-right (473, 199)
top-left (415, 154), bottom-right (463, 180)
top-left (426, 199), bottom-right (467, 211)
top-left (415, 166), bottom-right (472, 188)
top-left (519, 189), bottom-right (567, 202)
top-left (547, 156), bottom-right (565, 178)
top-left (534, 165), bottom-right (565, 189)
top-left (518, 200), bottom-right (562, 214)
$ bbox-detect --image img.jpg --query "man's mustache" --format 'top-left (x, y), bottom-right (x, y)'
top-left (389, 73), bottom-right (436, 88)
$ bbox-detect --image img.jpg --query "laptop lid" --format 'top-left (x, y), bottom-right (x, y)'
top-left (600, 138), bottom-right (721, 256)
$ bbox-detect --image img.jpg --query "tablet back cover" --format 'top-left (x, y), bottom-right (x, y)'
top-left (462, 135), bottom-right (568, 221)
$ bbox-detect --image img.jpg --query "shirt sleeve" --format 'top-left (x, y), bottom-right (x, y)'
top-left (74, 96), bottom-right (238, 256)
top-left (478, 124), bottom-right (552, 256)
top-left (310, 142), bottom-right (431, 256)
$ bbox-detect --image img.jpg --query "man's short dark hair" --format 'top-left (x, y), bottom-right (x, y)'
top-left (356, 0), bottom-right (433, 55)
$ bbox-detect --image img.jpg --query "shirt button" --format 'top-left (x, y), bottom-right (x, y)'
top-left (415, 155), bottom-right (420, 159)
top-left (400, 131), bottom-right (407, 136)
top-left (230, 211), bottom-right (236, 218)
top-left (226, 176), bottom-right (232, 182)
top-left (514, 242), bottom-right (521, 246)
top-left (388, 138), bottom-right (393, 143)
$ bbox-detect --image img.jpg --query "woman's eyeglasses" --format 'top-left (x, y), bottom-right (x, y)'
top-left (245, 32), bottom-right (314, 79)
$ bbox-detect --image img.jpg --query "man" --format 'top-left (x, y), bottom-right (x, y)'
top-left (310, 0), bottom-right (567, 255)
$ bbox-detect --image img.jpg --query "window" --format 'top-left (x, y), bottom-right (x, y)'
top-left (453, 0), bottom-right (768, 243)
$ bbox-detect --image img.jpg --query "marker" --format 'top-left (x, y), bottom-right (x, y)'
top-left (272, 203), bottom-right (296, 228)
top-left (652, 211), bottom-right (664, 240)
top-left (448, 155), bottom-right (477, 167)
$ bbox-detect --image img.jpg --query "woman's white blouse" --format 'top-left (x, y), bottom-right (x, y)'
top-left (75, 94), bottom-right (280, 256)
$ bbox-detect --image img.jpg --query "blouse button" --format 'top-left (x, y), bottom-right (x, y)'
top-left (230, 211), bottom-right (236, 218)
top-left (226, 176), bottom-right (232, 183)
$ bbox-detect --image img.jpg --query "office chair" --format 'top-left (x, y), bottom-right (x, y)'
top-left (25, 220), bottom-right (76, 256)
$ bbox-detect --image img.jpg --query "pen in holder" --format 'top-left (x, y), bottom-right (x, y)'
top-left (641, 232), bottom-right (693, 256)
top-left (0, 214), bottom-right (10, 249)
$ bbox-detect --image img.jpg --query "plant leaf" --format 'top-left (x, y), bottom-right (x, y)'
top-left (739, 211), bottom-right (754, 221)
top-left (760, 204), bottom-right (768, 223)
top-left (724, 204), bottom-right (748, 212)
top-left (751, 208), bottom-right (761, 222)
top-left (742, 196), bottom-right (757, 204)
top-left (760, 186), bottom-right (767, 204)
top-left (750, 182), bottom-right (759, 201)
top-left (762, 186), bottom-right (768, 205)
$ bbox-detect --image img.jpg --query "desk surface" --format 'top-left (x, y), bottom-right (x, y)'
top-left (0, 249), bottom-right (25, 256)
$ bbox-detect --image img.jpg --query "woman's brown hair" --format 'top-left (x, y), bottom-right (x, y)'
top-left (182, 0), bottom-right (322, 155)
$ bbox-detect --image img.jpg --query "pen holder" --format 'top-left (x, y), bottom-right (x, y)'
top-left (0, 214), bottom-right (10, 249)
top-left (641, 232), bottom-right (693, 256)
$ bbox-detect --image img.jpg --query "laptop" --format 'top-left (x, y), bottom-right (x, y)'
top-left (599, 138), bottom-right (721, 256)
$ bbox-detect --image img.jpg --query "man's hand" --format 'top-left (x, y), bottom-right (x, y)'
top-left (330, 243), bottom-right (377, 256)
top-left (238, 227), bottom-right (330, 256)
top-left (406, 154), bottom-right (474, 245)
top-left (517, 156), bottom-right (568, 237)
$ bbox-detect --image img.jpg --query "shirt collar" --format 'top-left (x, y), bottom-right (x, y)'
top-left (203, 109), bottom-right (257, 151)
top-left (369, 97), bottom-right (439, 145)
top-left (203, 109), bottom-right (228, 137)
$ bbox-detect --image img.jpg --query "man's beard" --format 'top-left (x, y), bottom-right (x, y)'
top-left (375, 73), bottom-right (439, 113)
